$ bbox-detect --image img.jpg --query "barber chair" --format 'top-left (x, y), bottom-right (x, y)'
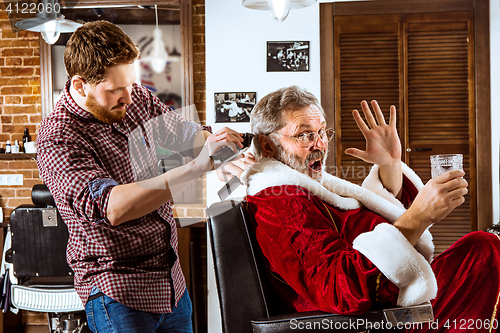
top-left (2, 184), bottom-right (87, 333)
top-left (207, 201), bottom-right (434, 333)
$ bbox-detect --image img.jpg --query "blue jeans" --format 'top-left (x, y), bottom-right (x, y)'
top-left (85, 290), bottom-right (193, 333)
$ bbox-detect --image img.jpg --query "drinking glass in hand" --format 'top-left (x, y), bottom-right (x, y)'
top-left (430, 154), bottom-right (463, 178)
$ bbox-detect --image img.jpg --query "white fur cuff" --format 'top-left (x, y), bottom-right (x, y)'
top-left (362, 162), bottom-right (424, 208)
top-left (352, 223), bottom-right (437, 306)
top-left (361, 162), bottom-right (434, 262)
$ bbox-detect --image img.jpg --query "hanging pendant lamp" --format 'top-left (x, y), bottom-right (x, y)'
top-left (15, 0), bottom-right (81, 44)
top-left (141, 5), bottom-right (169, 73)
top-left (241, 0), bottom-right (317, 23)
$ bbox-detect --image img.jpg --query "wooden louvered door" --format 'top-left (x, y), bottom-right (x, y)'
top-left (334, 12), bottom-right (476, 255)
top-left (404, 12), bottom-right (475, 255)
top-left (334, 15), bottom-right (403, 184)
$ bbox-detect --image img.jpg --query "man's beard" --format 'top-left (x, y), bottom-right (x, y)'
top-left (85, 92), bottom-right (127, 124)
top-left (274, 141), bottom-right (327, 182)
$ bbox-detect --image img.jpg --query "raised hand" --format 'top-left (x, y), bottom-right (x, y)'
top-left (344, 100), bottom-right (401, 167)
top-left (345, 100), bottom-right (403, 197)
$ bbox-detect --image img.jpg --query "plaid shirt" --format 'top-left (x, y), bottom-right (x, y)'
top-left (36, 81), bottom-right (204, 313)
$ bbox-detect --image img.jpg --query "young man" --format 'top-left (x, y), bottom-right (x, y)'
top-left (36, 21), bottom-right (244, 333)
top-left (242, 85), bottom-right (500, 331)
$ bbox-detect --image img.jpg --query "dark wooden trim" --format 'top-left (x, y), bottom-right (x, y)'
top-left (474, 0), bottom-right (492, 230)
top-left (61, 0), bottom-right (180, 9)
top-left (180, 0), bottom-right (194, 116)
top-left (39, 36), bottom-right (52, 120)
top-left (320, 3), bottom-right (336, 174)
top-left (333, 0), bottom-right (474, 16)
top-left (61, 7), bottom-right (180, 25)
top-left (0, 153), bottom-right (36, 160)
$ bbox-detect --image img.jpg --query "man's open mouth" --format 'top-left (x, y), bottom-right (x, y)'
top-left (308, 159), bottom-right (322, 173)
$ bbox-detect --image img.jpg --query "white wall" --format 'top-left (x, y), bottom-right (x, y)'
top-left (205, 0), bottom-right (321, 205)
top-left (205, 1), bottom-right (321, 331)
top-left (205, 0), bottom-right (500, 331)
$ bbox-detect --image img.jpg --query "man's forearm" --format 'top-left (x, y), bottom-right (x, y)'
top-left (393, 209), bottom-right (428, 246)
top-left (193, 130), bottom-right (212, 157)
top-left (378, 160), bottom-right (403, 200)
top-left (106, 159), bottom-right (205, 226)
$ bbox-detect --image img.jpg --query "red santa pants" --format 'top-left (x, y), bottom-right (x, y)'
top-left (409, 231), bottom-right (500, 333)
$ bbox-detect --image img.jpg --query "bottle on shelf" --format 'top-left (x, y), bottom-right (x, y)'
top-left (5, 140), bottom-right (11, 154)
top-left (13, 140), bottom-right (20, 153)
top-left (23, 128), bottom-right (31, 153)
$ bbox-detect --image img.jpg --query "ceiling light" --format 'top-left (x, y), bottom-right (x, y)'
top-left (14, 0), bottom-right (81, 45)
top-left (268, 0), bottom-right (290, 22)
top-left (144, 5), bottom-right (169, 73)
top-left (242, 0), bottom-right (317, 23)
top-left (151, 26), bottom-right (169, 73)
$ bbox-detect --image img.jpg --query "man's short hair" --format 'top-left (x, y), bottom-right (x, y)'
top-left (250, 85), bottom-right (325, 158)
top-left (64, 20), bottom-right (140, 85)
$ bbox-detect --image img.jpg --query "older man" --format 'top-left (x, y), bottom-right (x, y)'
top-left (242, 85), bottom-right (500, 331)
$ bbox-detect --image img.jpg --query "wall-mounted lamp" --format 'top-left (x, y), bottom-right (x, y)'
top-left (242, 0), bottom-right (317, 23)
top-left (14, 0), bottom-right (81, 44)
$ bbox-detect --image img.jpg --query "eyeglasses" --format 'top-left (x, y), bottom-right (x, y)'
top-left (273, 128), bottom-right (335, 147)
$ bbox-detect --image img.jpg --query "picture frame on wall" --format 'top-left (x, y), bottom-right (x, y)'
top-left (214, 92), bottom-right (256, 123)
top-left (267, 41), bottom-right (310, 72)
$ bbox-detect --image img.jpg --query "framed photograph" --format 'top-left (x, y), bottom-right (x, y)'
top-left (267, 41), bottom-right (310, 72)
top-left (214, 92), bottom-right (256, 123)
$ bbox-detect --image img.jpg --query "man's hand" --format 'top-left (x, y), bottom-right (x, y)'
top-left (410, 170), bottom-right (468, 226)
top-left (192, 127), bottom-right (245, 173)
top-left (345, 100), bottom-right (402, 197)
top-left (394, 170), bottom-right (468, 245)
top-left (216, 152), bottom-right (256, 181)
top-left (345, 100), bottom-right (401, 166)
top-left (205, 127), bottom-right (244, 148)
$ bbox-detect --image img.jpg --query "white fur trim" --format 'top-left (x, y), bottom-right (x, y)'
top-left (362, 163), bottom-right (424, 207)
top-left (362, 165), bottom-right (404, 209)
top-left (414, 229), bottom-right (434, 262)
top-left (243, 158), bottom-right (409, 222)
top-left (361, 163), bottom-right (433, 261)
top-left (353, 223), bottom-right (437, 306)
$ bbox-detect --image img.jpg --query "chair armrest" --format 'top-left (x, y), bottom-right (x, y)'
top-left (383, 302), bottom-right (433, 326)
top-left (251, 303), bottom-right (433, 333)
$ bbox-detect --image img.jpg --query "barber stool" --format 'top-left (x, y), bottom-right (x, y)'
top-left (2, 184), bottom-right (87, 333)
top-left (208, 201), bottom-right (434, 333)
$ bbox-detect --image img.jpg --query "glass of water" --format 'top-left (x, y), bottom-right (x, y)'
top-left (430, 154), bottom-right (463, 178)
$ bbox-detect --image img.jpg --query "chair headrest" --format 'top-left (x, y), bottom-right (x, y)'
top-left (31, 184), bottom-right (56, 206)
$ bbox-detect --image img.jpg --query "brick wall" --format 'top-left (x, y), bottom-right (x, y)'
top-left (0, 4), bottom-right (43, 221)
top-left (193, 0), bottom-right (206, 124)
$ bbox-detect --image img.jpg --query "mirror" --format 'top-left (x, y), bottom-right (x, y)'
top-left (40, 1), bottom-right (195, 120)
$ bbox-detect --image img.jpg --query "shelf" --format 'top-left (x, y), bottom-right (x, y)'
top-left (0, 153), bottom-right (36, 160)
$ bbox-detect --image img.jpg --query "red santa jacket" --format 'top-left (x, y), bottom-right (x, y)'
top-left (242, 158), bottom-right (437, 315)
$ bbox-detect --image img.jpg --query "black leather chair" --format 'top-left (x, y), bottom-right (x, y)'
top-left (2, 184), bottom-right (87, 332)
top-left (207, 201), bottom-right (434, 333)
